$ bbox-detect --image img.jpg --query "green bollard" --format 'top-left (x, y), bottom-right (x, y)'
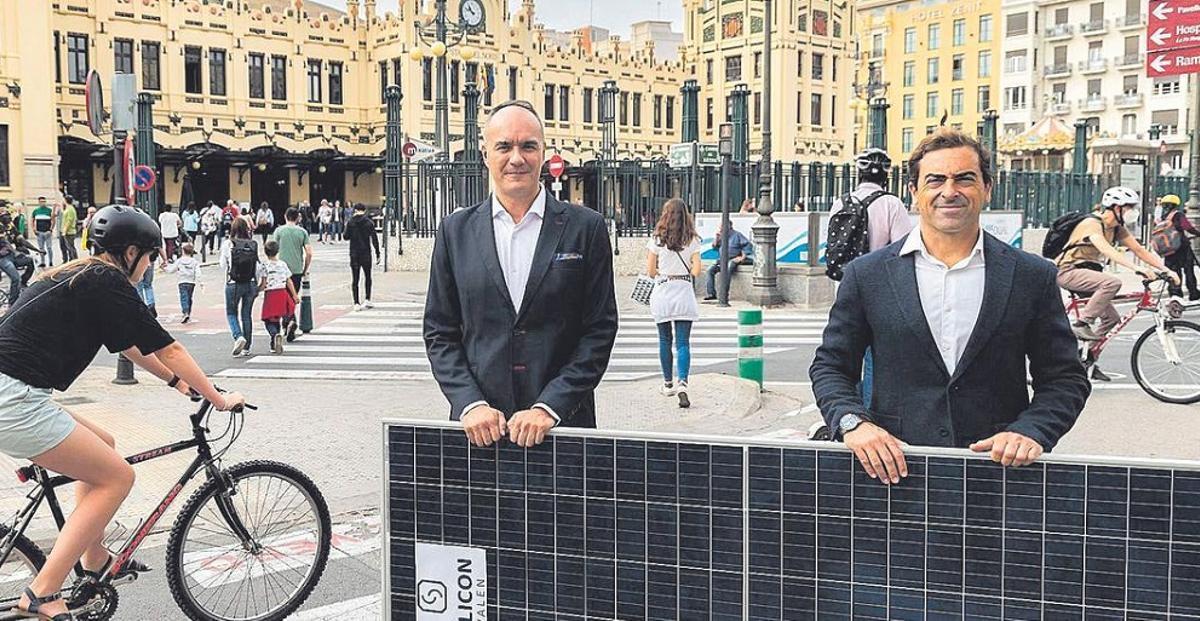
top-left (737, 308), bottom-right (763, 388)
top-left (300, 275), bottom-right (314, 334)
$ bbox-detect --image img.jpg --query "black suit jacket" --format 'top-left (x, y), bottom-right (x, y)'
top-left (809, 232), bottom-right (1090, 450)
top-left (423, 195), bottom-right (618, 427)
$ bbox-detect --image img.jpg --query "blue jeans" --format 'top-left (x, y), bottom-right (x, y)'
top-left (178, 283), bottom-right (195, 316)
top-left (656, 320), bottom-right (693, 383)
top-left (136, 268), bottom-right (155, 307)
top-left (35, 231), bottom-right (53, 266)
top-left (0, 256), bottom-right (20, 302)
top-left (859, 347), bottom-right (874, 407)
top-left (225, 282), bottom-right (258, 348)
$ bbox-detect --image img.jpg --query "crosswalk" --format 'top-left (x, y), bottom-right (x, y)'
top-left (214, 302), bottom-right (829, 382)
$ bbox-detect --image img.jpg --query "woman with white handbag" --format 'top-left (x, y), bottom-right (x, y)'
top-left (644, 198), bottom-right (703, 408)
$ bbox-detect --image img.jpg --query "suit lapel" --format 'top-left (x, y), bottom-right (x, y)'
top-left (885, 250), bottom-right (951, 378)
top-left (516, 197), bottom-right (567, 322)
top-left (472, 201), bottom-right (516, 316)
top-left (950, 234), bottom-right (1015, 382)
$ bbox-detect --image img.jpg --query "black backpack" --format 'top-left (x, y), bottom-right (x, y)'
top-left (228, 239), bottom-right (258, 283)
top-left (825, 190), bottom-right (888, 281)
top-left (1041, 212), bottom-right (1100, 260)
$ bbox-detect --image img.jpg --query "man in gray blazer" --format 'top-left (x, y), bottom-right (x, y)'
top-left (424, 100), bottom-right (618, 448)
top-left (810, 128), bottom-right (1090, 484)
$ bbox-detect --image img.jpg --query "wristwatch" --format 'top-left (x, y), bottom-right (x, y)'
top-left (838, 413), bottom-right (866, 437)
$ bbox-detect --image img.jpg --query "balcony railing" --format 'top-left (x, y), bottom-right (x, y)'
top-left (1114, 93), bottom-right (1143, 107)
top-left (1079, 96), bottom-right (1107, 112)
top-left (1081, 19), bottom-right (1107, 34)
top-left (1117, 53), bottom-right (1144, 68)
top-left (1116, 14), bottom-right (1145, 29)
top-left (1044, 24), bottom-right (1075, 39)
top-left (1044, 63), bottom-right (1072, 77)
top-left (1078, 58), bottom-right (1108, 73)
top-left (1046, 101), bottom-right (1071, 115)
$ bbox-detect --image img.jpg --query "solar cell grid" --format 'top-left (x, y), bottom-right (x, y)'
top-left (385, 421), bottom-right (1200, 620)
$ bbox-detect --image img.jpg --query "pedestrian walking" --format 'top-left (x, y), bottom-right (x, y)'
top-left (810, 127), bottom-right (1090, 483)
top-left (181, 202), bottom-right (201, 247)
top-left (219, 200), bottom-right (239, 245)
top-left (136, 259), bottom-right (156, 317)
top-left (259, 240), bottom-right (299, 355)
top-left (0, 211), bottom-right (24, 303)
top-left (331, 200), bottom-right (344, 242)
top-left (340, 201), bottom-right (353, 240)
top-left (80, 206), bottom-right (97, 255)
top-left (424, 99), bottom-right (618, 448)
top-left (58, 199), bottom-right (78, 262)
top-left (158, 204), bottom-right (183, 260)
top-left (646, 198), bottom-right (703, 409)
top-left (201, 201), bottom-right (221, 259)
top-left (31, 197), bottom-right (55, 268)
top-left (220, 217), bottom-right (262, 356)
top-left (345, 203), bottom-right (379, 311)
top-left (254, 202), bottom-right (275, 245)
top-left (317, 200), bottom-right (333, 243)
top-left (703, 222), bottom-right (754, 301)
top-left (165, 242), bottom-right (201, 323)
top-left (1151, 194), bottom-right (1200, 300)
top-left (272, 207), bottom-right (312, 342)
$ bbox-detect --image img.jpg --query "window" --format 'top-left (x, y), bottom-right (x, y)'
top-left (1087, 41), bottom-right (1103, 62)
top-left (483, 65), bottom-right (494, 106)
top-left (1087, 78), bottom-right (1102, 98)
top-left (632, 92), bottom-right (642, 127)
top-left (754, 51), bottom-right (762, 78)
top-left (902, 128), bottom-right (913, 153)
top-left (184, 46), bottom-right (202, 94)
top-left (306, 59), bottom-right (322, 103)
top-left (270, 55), bottom-right (285, 100)
top-left (1052, 45), bottom-right (1068, 68)
top-left (1122, 113), bottom-right (1137, 136)
top-left (928, 24), bottom-right (941, 50)
top-left (797, 92), bottom-right (804, 124)
top-left (951, 88), bottom-right (963, 115)
top-left (54, 31), bottom-right (61, 83)
top-left (904, 27), bottom-right (916, 53)
top-left (1125, 35), bottom-right (1141, 57)
top-left (926, 92), bottom-right (939, 117)
top-left (0, 125), bottom-right (7, 187)
top-left (903, 94), bottom-right (914, 119)
top-left (1125, 0), bottom-right (1140, 18)
top-left (141, 42), bottom-right (160, 90)
top-left (1155, 77), bottom-right (1182, 95)
top-left (394, 58), bottom-right (403, 95)
top-left (1054, 7), bottom-right (1069, 25)
top-left (379, 61), bottom-right (389, 103)
top-left (706, 59), bottom-right (714, 83)
top-left (810, 94), bottom-right (822, 126)
top-left (1123, 75), bottom-right (1139, 95)
top-left (927, 58), bottom-right (939, 84)
top-left (620, 92), bottom-right (629, 125)
top-left (832, 56), bottom-right (838, 82)
top-left (449, 61), bottom-right (460, 104)
top-left (544, 84), bottom-right (555, 120)
top-left (114, 39), bottom-right (133, 74)
top-left (831, 95), bottom-right (837, 129)
top-left (706, 97), bottom-right (714, 130)
top-left (666, 96), bottom-right (675, 129)
top-left (1005, 50), bottom-right (1027, 73)
top-left (872, 34), bottom-right (884, 57)
top-left (507, 66), bottom-right (517, 101)
top-left (979, 15), bottom-right (993, 42)
top-left (654, 95), bottom-right (663, 128)
top-left (1152, 109), bottom-right (1180, 134)
top-left (953, 19), bottom-right (966, 46)
top-left (583, 87), bottom-right (594, 123)
top-left (978, 50), bottom-right (991, 78)
top-left (249, 53), bottom-right (265, 99)
top-left (1004, 86), bottom-right (1027, 110)
top-left (210, 49), bottom-right (227, 96)
top-left (812, 53), bottom-right (824, 80)
top-left (1089, 2), bottom-right (1104, 23)
top-left (977, 86), bottom-right (991, 111)
top-left (1007, 13), bottom-right (1028, 36)
top-left (422, 58), bottom-right (433, 101)
top-left (329, 61), bottom-right (343, 105)
top-left (952, 54), bottom-right (964, 80)
top-left (66, 33), bottom-right (88, 84)
top-left (796, 51), bottom-right (804, 78)
top-left (1049, 83), bottom-right (1066, 104)
top-left (725, 55), bottom-right (742, 81)
top-left (903, 61), bottom-right (914, 87)
top-left (753, 92), bottom-right (761, 125)
top-left (560, 86), bottom-right (570, 122)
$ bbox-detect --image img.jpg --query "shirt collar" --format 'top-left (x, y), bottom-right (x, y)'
top-left (858, 181), bottom-right (884, 192)
top-left (899, 226), bottom-right (986, 267)
top-left (492, 188), bottom-right (547, 224)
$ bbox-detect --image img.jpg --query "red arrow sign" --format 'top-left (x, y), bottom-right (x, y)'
top-left (547, 154), bottom-right (566, 179)
top-left (1150, 0), bottom-right (1200, 51)
top-left (1147, 46), bottom-right (1200, 76)
top-left (1148, 24), bottom-right (1200, 50)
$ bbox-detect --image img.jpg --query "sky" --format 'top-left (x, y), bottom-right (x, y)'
top-left (314, 0), bottom-right (684, 38)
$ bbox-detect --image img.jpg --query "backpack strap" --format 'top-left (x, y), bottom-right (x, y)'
top-left (1057, 214), bottom-right (1105, 261)
top-left (858, 189), bottom-right (891, 210)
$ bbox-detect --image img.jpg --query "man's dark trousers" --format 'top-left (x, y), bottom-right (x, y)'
top-left (706, 257), bottom-right (753, 297)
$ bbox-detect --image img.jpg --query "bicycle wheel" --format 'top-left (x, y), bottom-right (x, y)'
top-left (0, 525), bottom-right (46, 609)
top-left (165, 460), bottom-right (330, 621)
top-left (1132, 319), bottom-right (1200, 404)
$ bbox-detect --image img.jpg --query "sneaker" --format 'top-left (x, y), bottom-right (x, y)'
top-left (677, 382), bottom-right (690, 409)
top-left (272, 334), bottom-right (283, 354)
top-left (1090, 365), bottom-right (1112, 382)
top-left (808, 421), bottom-right (833, 441)
top-left (239, 348), bottom-right (253, 357)
top-left (1071, 321), bottom-right (1103, 342)
top-left (181, 315), bottom-right (190, 324)
top-left (364, 299), bottom-right (374, 309)
top-left (660, 382), bottom-right (676, 397)
top-left (231, 336), bottom-right (247, 356)
top-left (702, 295), bottom-right (718, 301)
top-left (285, 319), bottom-right (298, 342)
top-left (353, 304), bottom-right (362, 312)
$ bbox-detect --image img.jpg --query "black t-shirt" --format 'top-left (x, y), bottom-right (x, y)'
top-left (0, 263), bottom-right (175, 391)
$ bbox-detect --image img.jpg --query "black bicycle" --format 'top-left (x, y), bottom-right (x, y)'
top-left (0, 395), bottom-right (330, 621)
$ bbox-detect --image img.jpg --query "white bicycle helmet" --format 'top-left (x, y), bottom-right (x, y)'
top-left (1101, 186), bottom-right (1140, 208)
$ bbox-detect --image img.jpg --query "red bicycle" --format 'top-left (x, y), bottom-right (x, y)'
top-left (1065, 273), bottom-right (1200, 404)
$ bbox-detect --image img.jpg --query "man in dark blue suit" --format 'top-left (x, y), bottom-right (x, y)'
top-left (810, 128), bottom-right (1089, 484)
top-left (424, 100), bottom-right (618, 448)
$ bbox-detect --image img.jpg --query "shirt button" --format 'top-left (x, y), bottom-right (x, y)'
top-left (939, 427), bottom-right (950, 438)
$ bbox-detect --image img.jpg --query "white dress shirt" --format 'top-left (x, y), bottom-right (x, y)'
top-left (461, 189), bottom-right (560, 426)
top-left (898, 227), bottom-right (987, 376)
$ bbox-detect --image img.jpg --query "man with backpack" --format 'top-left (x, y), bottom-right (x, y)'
top-left (1050, 186), bottom-right (1177, 346)
top-left (1151, 194), bottom-right (1199, 300)
top-left (220, 218), bottom-right (264, 356)
top-left (826, 148), bottom-right (913, 281)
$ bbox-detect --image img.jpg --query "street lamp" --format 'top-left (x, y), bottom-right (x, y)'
top-left (852, 62), bottom-right (889, 150)
top-left (752, 0), bottom-right (783, 306)
top-left (409, 0), bottom-right (486, 161)
top-left (599, 80), bottom-right (620, 255)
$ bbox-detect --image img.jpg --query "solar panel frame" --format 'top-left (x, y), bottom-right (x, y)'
top-left (383, 419), bottom-right (1200, 620)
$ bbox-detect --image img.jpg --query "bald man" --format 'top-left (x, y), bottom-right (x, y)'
top-left (423, 100), bottom-right (618, 448)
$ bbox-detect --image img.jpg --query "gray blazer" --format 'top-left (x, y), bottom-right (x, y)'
top-left (809, 232), bottom-right (1090, 450)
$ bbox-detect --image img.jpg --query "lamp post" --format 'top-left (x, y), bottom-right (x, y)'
top-left (384, 85), bottom-right (402, 264)
top-left (681, 79), bottom-right (700, 208)
top-left (599, 79), bottom-right (619, 255)
top-left (753, 0), bottom-right (783, 306)
top-left (852, 62), bottom-right (889, 152)
top-left (409, 0), bottom-right (483, 160)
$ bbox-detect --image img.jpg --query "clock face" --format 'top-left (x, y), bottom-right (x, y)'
top-left (461, 0), bottom-right (485, 29)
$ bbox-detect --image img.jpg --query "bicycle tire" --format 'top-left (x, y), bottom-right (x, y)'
top-left (0, 524), bottom-right (47, 607)
top-left (1131, 319), bottom-right (1200, 404)
top-left (164, 460), bottom-right (331, 621)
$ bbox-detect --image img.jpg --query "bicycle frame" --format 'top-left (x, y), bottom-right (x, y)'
top-left (0, 399), bottom-right (253, 604)
top-left (1065, 282), bottom-right (1165, 360)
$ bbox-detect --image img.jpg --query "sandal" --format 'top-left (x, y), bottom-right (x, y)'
top-left (12, 587), bottom-right (73, 620)
top-left (83, 553), bottom-right (151, 581)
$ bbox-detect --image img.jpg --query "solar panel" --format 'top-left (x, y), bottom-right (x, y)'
top-left (383, 420), bottom-right (1200, 620)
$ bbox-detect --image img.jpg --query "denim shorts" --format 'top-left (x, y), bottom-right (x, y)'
top-left (0, 373), bottom-right (76, 460)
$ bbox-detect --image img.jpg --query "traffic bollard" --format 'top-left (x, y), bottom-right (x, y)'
top-left (300, 275), bottom-right (314, 334)
top-left (113, 353), bottom-right (138, 385)
top-left (737, 308), bottom-right (763, 388)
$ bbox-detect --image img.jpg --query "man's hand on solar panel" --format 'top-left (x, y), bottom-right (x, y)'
top-left (462, 405), bottom-right (508, 447)
top-left (969, 432), bottom-right (1044, 467)
top-left (842, 423), bottom-right (909, 485)
top-left (508, 408), bottom-right (555, 448)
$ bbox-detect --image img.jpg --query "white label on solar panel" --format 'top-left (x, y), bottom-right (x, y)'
top-left (414, 542), bottom-right (488, 620)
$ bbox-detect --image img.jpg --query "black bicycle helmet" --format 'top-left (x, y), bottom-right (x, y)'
top-left (89, 204), bottom-right (162, 253)
top-left (855, 147), bottom-right (892, 177)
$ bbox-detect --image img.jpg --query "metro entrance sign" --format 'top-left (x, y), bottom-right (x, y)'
top-left (1148, 0), bottom-right (1200, 76)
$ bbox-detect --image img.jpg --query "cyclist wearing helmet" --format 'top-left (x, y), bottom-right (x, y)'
top-left (829, 148), bottom-right (913, 252)
top-left (0, 205), bottom-right (245, 620)
top-left (1056, 186), bottom-right (1178, 343)
top-left (1155, 194), bottom-right (1200, 299)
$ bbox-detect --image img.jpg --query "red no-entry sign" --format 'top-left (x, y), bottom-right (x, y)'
top-left (1148, 0), bottom-right (1200, 75)
top-left (547, 154), bottom-right (565, 179)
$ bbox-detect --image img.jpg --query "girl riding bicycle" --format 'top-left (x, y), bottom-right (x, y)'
top-left (0, 205), bottom-right (244, 620)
